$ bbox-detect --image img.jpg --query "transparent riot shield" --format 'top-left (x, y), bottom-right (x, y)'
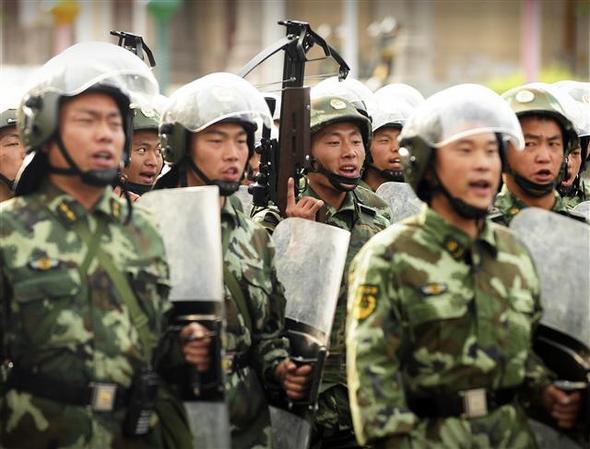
top-left (234, 185), bottom-right (254, 216)
top-left (572, 201), bottom-right (590, 222)
top-left (376, 181), bottom-right (424, 223)
top-left (140, 186), bottom-right (230, 449)
top-left (270, 217), bottom-right (351, 449)
top-left (511, 208), bottom-right (590, 448)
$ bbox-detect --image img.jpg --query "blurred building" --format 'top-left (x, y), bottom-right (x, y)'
top-left (1, 0), bottom-right (588, 95)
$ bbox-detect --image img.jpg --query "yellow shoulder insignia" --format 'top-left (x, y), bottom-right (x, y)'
top-left (508, 207), bottom-right (520, 216)
top-left (420, 282), bottom-right (448, 296)
top-left (29, 256), bottom-right (60, 271)
top-left (57, 200), bottom-right (77, 222)
top-left (354, 284), bottom-right (379, 321)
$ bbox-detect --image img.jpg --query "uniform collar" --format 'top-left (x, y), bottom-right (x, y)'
top-left (420, 206), bottom-right (498, 260)
top-left (220, 195), bottom-right (241, 228)
top-left (495, 184), bottom-right (566, 217)
top-left (42, 180), bottom-right (124, 225)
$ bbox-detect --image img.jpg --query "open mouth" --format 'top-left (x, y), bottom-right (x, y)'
top-left (388, 158), bottom-right (402, 169)
top-left (221, 166), bottom-right (240, 181)
top-left (338, 165), bottom-right (359, 178)
top-left (468, 179), bottom-right (493, 196)
top-left (532, 169), bottom-right (553, 183)
top-left (561, 170), bottom-right (574, 187)
top-left (91, 151), bottom-right (115, 169)
top-left (138, 171), bottom-right (157, 184)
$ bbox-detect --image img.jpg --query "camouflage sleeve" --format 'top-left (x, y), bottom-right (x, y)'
top-left (250, 227), bottom-right (290, 385)
top-left (346, 235), bottom-right (416, 445)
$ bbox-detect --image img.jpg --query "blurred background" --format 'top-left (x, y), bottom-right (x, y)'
top-left (1, 0), bottom-right (589, 97)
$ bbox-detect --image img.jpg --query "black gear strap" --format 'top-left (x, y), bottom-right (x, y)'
top-left (366, 164), bottom-right (404, 182)
top-left (184, 156), bottom-right (240, 196)
top-left (311, 161), bottom-right (360, 192)
top-left (432, 172), bottom-right (488, 220)
top-left (0, 172), bottom-right (14, 190)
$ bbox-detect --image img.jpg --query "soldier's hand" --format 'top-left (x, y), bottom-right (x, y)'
top-left (180, 323), bottom-right (212, 373)
top-left (542, 384), bottom-right (582, 429)
top-left (275, 359), bottom-right (313, 401)
top-left (285, 177), bottom-right (324, 221)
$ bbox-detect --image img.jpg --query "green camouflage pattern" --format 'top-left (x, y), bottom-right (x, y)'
top-left (0, 180), bottom-right (173, 449)
top-left (561, 179), bottom-right (590, 210)
top-left (346, 206), bottom-right (552, 448)
top-left (253, 182), bottom-right (391, 443)
top-left (492, 184), bottom-right (579, 226)
top-left (221, 195), bottom-right (289, 449)
top-left (133, 107), bottom-right (160, 132)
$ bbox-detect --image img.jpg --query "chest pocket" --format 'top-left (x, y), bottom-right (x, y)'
top-left (404, 291), bottom-right (472, 350)
top-left (506, 291), bottom-right (535, 350)
top-left (9, 264), bottom-right (82, 347)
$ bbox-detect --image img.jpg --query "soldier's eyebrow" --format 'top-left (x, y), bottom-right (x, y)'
top-left (202, 129), bottom-right (247, 138)
top-left (523, 133), bottom-right (541, 140)
top-left (72, 107), bottom-right (121, 119)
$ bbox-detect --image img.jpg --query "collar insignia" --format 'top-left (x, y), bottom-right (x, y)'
top-left (420, 282), bottom-right (448, 296)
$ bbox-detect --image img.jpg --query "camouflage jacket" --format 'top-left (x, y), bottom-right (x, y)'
top-left (492, 184), bottom-right (574, 226)
top-left (252, 183), bottom-right (391, 389)
top-left (346, 206), bottom-right (552, 447)
top-left (221, 195), bottom-right (289, 446)
top-left (0, 181), bottom-right (172, 449)
top-left (560, 178), bottom-right (590, 210)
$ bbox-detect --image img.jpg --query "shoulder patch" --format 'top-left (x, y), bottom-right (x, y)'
top-left (353, 284), bottom-right (379, 321)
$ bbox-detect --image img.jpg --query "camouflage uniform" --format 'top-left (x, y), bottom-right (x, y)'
top-left (0, 181), bottom-right (175, 449)
top-left (254, 183), bottom-right (391, 445)
top-left (221, 196), bottom-right (290, 449)
top-left (156, 72), bottom-right (289, 449)
top-left (492, 184), bottom-right (582, 225)
top-left (560, 179), bottom-right (590, 210)
top-left (347, 206), bottom-right (552, 449)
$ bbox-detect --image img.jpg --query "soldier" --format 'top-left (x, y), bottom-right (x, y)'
top-left (121, 104), bottom-right (164, 196)
top-left (254, 95), bottom-right (391, 448)
top-left (155, 72), bottom-right (311, 449)
top-left (492, 83), bottom-right (583, 224)
top-left (346, 84), bottom-right (581, 449)
top-left (359, 100), bottom-right (413, 192)
top-left (0, 105), bottom-right (25, 202)
top-left (553, 81), bottom-right (590, 208)
top-left (0, 42), bottom-right (209, 449)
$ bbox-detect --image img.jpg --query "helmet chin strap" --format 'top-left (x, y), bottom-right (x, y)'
top-left (48, 133), bottom-right (118, 187)
top-left (432, 172), bottom-right (488, 220)
top-left (366, 164), bottom-right (404, 182)
top-left (125, 181), bottom-right (153, 196)
top-left (185, 155), bottom-right (240, 196)
top-left (504, 163), bottom-right (557, 198)
top-left (0, 173), bottom-right (14, 190)
top-left (311, 160), bottom-right (360, 192)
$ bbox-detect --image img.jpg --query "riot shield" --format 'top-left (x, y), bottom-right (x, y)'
top-left (234, 185), bottom-right (254, 216)
top-left (376, 181), bottom-right (424, 223)
top-left (270, 217), bottom-right (351, 449)
top-left (140, 186), bottom-right (230, 449)
top-left (572, 200), bottom-right (590, 221)
top-left (511, 208), bottom-right (590, 447)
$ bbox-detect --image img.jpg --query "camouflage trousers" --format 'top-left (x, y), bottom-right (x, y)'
top-left (311, 384), bottom-right (366, 449)
top-left (376, 404), bottom-right (539, 449)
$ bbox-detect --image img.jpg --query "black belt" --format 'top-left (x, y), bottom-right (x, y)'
top-left (6, 369), bottom-right (130, 411)
top-left (408, 387), bottom-right (518, 419)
